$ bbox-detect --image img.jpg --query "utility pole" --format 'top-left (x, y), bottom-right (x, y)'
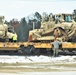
top-left (33, 22), bottom-right (35, 30)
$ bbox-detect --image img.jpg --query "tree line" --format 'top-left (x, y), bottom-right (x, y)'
top-left (5, 12), bottom-right (42, 42)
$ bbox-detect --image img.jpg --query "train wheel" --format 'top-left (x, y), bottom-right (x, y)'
top-left (27, 45), bottom-right (35, 54)
top-left (19, 45), bottom-right (25, 54)
top-left (21, 45), bottom-right (36, 55)
top-left (32, 49), bottom-right (40, 55)
top-left (19, 45), bottom-right (31, 55)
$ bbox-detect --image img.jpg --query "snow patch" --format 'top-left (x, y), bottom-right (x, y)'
top-left (0, 55), bottom-right (76, 63)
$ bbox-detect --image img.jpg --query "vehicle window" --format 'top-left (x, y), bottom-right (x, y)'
top-left (8, 28), bottom-right (15, 34)
top-left (65, 16), bottom-right (72, 22)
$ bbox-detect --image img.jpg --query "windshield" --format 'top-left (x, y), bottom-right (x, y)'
top-left (65, 15), bottom-right (72, 22)
top-left (8, 28), bottom-right (15, 34)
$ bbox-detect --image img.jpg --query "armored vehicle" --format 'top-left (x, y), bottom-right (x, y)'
top-left (0, 16), bottom-right (17, 42)
top-left (28, 13), bottom-right (76, 42)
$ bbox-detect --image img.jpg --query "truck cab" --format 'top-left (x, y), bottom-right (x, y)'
top-left (55, 13), bottom-right (73, 23)
top-left (0, 16), bottom-right (17, 42)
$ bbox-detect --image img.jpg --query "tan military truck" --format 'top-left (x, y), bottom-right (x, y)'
top-left (0, 16), bottom-right (17, 42)
top-left (28, 13), bottom-right (76, 42)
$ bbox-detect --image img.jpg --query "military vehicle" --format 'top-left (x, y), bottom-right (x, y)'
top-left (28, 13), bottom-right (76, 42)
top-left (0, 16), bottom-right (17, 42)
top-left (0, 15), bottom-right (76, 56)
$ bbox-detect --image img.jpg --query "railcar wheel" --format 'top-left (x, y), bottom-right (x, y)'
top-left (32, 48), bottom-right (40, 55)
top-left (19, 45), bottom-right (25, 54)
top-left (21, 45), bottom-right (36, 55)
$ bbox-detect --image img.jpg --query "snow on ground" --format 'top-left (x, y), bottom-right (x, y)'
top-left (0, 72), bottom-right (76, 75)
top-left (0, 55), bottom-right (76, 63)
top-left (0, 55), bottom-right (76, 72)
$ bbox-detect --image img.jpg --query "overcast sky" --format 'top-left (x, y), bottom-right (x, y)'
top-left (0, 0), bottom-right (76, 21)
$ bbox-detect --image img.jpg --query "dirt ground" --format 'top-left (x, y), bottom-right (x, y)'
top-left (0, 62), bottom-right (76, 73)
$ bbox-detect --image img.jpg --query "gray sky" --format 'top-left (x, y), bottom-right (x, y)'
top-left (0, 0), bottom-right (76, 21)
